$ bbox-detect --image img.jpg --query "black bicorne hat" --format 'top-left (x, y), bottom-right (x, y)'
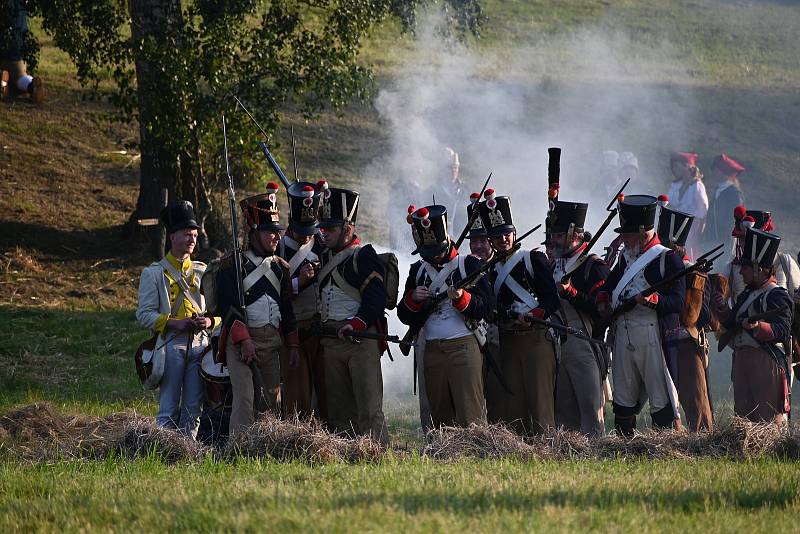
top-left (614, 194), bottom-right (658, 234)
top-left (241, 182), bottom-right (284, 232)
top-left (318, 182), bottom-right (359, 228)
top-left (412, 205), bottom-right (450, 258)
top-left (478, 189), bottom-right (515, 237)
top-left (287, 181), bottom-right (320, 236)
top-left (466, 192), bottom-right (486, 239)
top-left (657, 205), bottom-right (694, 247)
top-left (741, 227), bottom-right (781, 268)
top-left (160, 200), bottom-right (200, 233)
top-left (549, 200), bottom-right (588, 234)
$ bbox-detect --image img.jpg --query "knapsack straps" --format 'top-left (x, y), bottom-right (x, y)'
top-left (159, 258), bottom-right (204, 314)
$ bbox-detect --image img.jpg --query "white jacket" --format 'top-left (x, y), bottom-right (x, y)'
top-left (136, 260), bottom-right (207, 332)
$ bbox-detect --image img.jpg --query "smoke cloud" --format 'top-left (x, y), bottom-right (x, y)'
top-left (371, 10), bottom-right (700, 402)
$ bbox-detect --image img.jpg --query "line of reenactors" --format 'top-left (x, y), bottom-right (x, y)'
top-left (137, 154), bottom-right (796, 443)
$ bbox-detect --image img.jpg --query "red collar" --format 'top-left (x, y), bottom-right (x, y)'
top-left (428, 244), bottom-right (458, 266)
top-left (334, 236), bottom-right (361, 254)
top-left (642, 235), bottom-right (662, 252)
top-left (567, 242), bottom-right (587, 259)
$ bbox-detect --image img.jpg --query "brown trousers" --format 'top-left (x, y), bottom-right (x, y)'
top-left (423, 335), bottom-right (486, 428)
top-left (320, 321), bottom-right (388, 444)
top-left (483, 339), bottom-right (508, 425)
top-left (279, 318), bottom-right (325, 422)
top-left (676, 338), bottom-right (714, 431)
top-left (501, 326), bottom-right (557, 435)
top-left (555, 338), bottom-right (605, 437)
top-left (226, 325), bottom-right (283, 437)
top-left (732, 345), bottom-right (787, 422)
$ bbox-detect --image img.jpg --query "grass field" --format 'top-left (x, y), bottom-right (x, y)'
top-left (2, 0), bottom-right (800, 531)
top-left (2, 458), bottom-right (800, 532)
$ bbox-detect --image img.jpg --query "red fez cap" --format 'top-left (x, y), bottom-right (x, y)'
top-left (712, 154), bottom-right (745, 175)
top-left (734, 205), bottom-right (747, 220)
top-left (670, 151), bottom-right (698, 167)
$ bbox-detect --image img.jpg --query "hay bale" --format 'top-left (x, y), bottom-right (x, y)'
top-left (224, 414), bottom-right (383, 463)
top-left (0, 402), bottom-right (66, 441)
top-left (109, 419), bottom-right (209, 463)
top-left (535, 428), bottom-right (591, 459)
top-left (423, 423), bottom-right (540, 461)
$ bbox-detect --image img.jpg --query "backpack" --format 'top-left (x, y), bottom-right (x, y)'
top-left (376, 252), bottom-right (400, 310)
top-left (200, 256), bottom-right (226, 315)
top-left (329, 247), bottom-right (399, 310)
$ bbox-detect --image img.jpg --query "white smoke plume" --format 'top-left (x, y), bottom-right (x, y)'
top-left (372, 9), bottom-right (699, 402)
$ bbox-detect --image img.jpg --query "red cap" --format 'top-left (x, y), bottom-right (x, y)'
top-left (316, 179), bottom-right (328, 189)
top-left (658, 194), bottom-right (669, 202)
top-left (733, 205), bottom-right (747, 220)
top-left (712, 153), bottom-right (745, 175)
top-left (415, 207), bottom-right (430, 218)
top-left (266, 182), bottom-right (280, 193)
top-left (484, 188), bottom-right (496, 200)
top-left (670, 151), bottom-right (698, 167)
top-left (469, 192), bottom-right (481, 202)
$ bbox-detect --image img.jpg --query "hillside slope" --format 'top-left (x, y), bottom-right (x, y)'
top-left (1, 0), bottom-right (799, 311)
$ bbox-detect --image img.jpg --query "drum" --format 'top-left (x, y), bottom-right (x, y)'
top-left (200, 350), bottom-right (230, 385)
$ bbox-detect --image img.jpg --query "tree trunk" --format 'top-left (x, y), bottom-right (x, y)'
top-left (129, 0), bottom-right (212, 258)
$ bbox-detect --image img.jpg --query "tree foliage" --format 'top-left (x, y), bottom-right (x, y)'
top-left (25, 0), bottom-right (482, 250)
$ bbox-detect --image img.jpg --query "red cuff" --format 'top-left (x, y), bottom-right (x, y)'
top-left (452, 290), bottom-right (472, 312)
top-left (752, 321), bottom-right (775, 342)
top-left (596, 291), bottom-right (610, 304)
top-left (562, 283), bottom-right (578, 298)
top-left (530, 307), bottom-right (546, 320)
top-left (284, 330), bottom-right (300, 347)
top-left (588, 280), bottom-right (605, 295)
top-left (230, 320), bottom-right (250, 344)
top-left (348, 317), bottom-right (368, 331)
top-left (404, 291), bottom-right (424, 312)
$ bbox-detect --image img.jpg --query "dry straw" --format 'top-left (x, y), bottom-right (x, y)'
top-left (2, 403), bottom-right (800, 464)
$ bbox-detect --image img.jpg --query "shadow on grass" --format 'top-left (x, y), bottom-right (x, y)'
top-left (335, 486), bottom-right (799, 513)
top-left (0, 220), bottom-right (150, 266)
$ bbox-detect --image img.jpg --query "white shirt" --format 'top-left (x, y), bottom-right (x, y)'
top-left (666, 179), bottom-right (709, 219)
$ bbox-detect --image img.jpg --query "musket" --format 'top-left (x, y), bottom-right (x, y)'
top-left (453, 171), bottom-right (492, 250)
top-left (517, 313), bottom-right (612, 349)
top-left (316, 325), bottom-right (413, 350)
top-left (232, 95), bottom-right (292, 189)
top-left (291, 125), bottom-right (299, 183)
top-left (607, 243), bottom-right (725, 323)
top-left (399, 224), bottom-right (541, 356)
top-left (222, 114), bottom-right (269, 414)
top-left (716, 307), bottom-right (784, 352)
top-left (560, 177), bottom-right (631, 284)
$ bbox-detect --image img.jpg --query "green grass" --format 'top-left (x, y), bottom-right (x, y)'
top-left (1, 458), bottom-right (799, 532)
top-left (0, 307), bottom-right (155, 415)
